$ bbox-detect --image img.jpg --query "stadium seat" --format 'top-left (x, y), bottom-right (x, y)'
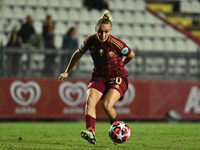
top-left (111, 0), bottom-right (125, 10)
top-left (24, 7), bottom-right (35, 17)
top-left (0, 33), bottom-right (8, 46)
top-left (59, 0), bottom-right (70, 8)
top-left (35, 8), bottom-right (46, 20)
top-left (176, 58), bottom-right (186, 74)
top-left (146, 57), bottom-right (164, 73)
top-left (135, 0), bottom-right (146, 11)
top-left (38, 0), bottom-right (48, 8)
top-left (164, 26), bottom-right (177, 38)
top-left (186, 39), bottom-right (198, 52)
top-left (70, 0), bottom-right (82, 8)
top-left (124, 11), bottom-right (134, 24)
top-left (132, 25), bottom-right (144, 37)
top-left (125, 0), bottom-right (136, 11)
top-left (180, 0), bottom-right (200, 14)
top-left (143, 25), bottom-right (154, 37)
top-left (13, 7), bottom-right (25, 20)
top-left (54, 35), bottom-right (63, 49)
top-left (33, 21), bottom-right (42, 34)
top-left (132, 38), bottom-right (143, 50)
top-left (190, 58), bottom-right (198, 75)
top-left (46, 8), bottom-right (58, 21)
top-left (80, 8), bottom-right (90, 22)
top-left (147, 3), bottom-right (173, 14)
top-left (153, 38), bottom-right (164, 51)
top-left (3, 0), bottom-right (15, 6)
top-left (0, 19), bottom-right (7, 32)
top-left (174, 39), bottom-right (187, 52)
top-left (112, 11), bottom-right (124, 23)
top-left (78, 35), bottom-right (85, 46)
top-left (68, 9), bottom-right (80, 22)
top-left (108, 0), bottom-right (115, 10)
top-left (123, 37), bottom-right (134, 49)
top-left (77, 22), bottom-right (90, 35)
top-left (142, 38), bottom-right (154, 51)
top-left (91, 9), bottom-right (101, 23)
top-left (15, 0), bottom-right (26, 6)
top-left (163, 38), bottom-right (175, 51)
top-left (190, 0), bottom-right (200, 14)
top-left (1, 6), bottom-right (13, 19)
top-left (66, 22), bottom-right (76, 31)
top-left (144, 11), bottom-right (162, 25)
top-left (30, 53), bottom-right (45, 73)
top-left (174, 30), bottom-right (185, 38)
top-left (79, 54), bottom-right (93, 72)
top-left (167, 17), bottom-right (193, 28)
top-left (134, 11), bottom-right (145, 24)
top-left (168, 58), bottom-right (176, 73)
top-left (57, 9), bottom-right (68, 22)
top-left (54, 22), bottom-right (67, 35)
top-left (121, 24), bottom-right (133, 37)
top-left (26, 0), bottom-right (38, 7)
top-left (180, 0), bottom-right (191, 13)
top-left (88, 23), bottom-right (95, 34)
top-left (48, 0), bottom-right (60, 8)
top-left (5, 20), bottom-right (21, 33)
top-left (111, 24), bottom-right (122, 37)
top-left (154, 25), bottom-right (165, 38)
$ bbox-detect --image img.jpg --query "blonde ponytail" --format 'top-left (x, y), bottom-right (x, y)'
top-left (101, 10), bottom-right (113, 22)
top-left (95, 10), bottom-right (112, 31)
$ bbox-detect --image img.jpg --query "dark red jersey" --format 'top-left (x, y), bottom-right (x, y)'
top-left (79, 34), bottom-right (133, 78)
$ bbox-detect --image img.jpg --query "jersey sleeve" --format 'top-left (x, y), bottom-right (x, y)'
top-left (78, 35), bottom-right (91, 54)
top-left (120, 44), bottom-right (132, 57)
top-left (110, 36), bottom-right (133, 56)
top-left (78, 40), bottom-right (87, 54)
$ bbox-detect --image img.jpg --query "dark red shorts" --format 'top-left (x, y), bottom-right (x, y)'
top-left (88, 76), bottom-right (128, 99)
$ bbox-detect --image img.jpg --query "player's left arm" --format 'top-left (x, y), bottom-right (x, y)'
top-left (122, 50), bottom-right (135, 65)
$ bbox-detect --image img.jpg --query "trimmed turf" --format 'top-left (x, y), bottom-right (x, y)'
top-left (0, 121), bottom-right (200, 150)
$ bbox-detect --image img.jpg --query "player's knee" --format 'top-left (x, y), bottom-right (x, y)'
top-left (102, 101), bottom-right (113, 112)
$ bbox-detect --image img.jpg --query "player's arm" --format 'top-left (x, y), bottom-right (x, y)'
top-left (59, 50), bottom-right (83, 82)
top-left (122, 51), bottom-right (135, 65)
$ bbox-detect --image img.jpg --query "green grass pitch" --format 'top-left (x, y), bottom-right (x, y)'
top-left (0, 121), bottom-right (200, 150)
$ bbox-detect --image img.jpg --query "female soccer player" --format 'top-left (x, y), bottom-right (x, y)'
top-left (59, 10), bottom-right (135, 144)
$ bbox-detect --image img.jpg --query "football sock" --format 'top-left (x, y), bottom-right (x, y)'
top-left (86, 114), bottom-right (96, 132)
top-left (110, 116), bottom-right (118, 125)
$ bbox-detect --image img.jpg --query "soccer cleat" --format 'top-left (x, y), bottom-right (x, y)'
top-left (81, 130), bottom-right (96, 144)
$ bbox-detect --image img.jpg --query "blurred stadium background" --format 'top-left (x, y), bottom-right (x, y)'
top-left (0, 0), bottom-right (200, 121)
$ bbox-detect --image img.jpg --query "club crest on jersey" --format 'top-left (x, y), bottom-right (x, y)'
top-left (99, 49), bottom-right (104, 56)
top-left (121, 47), bottom-right (128, 55)
top-left (109, 51), bottom-right (115, 57)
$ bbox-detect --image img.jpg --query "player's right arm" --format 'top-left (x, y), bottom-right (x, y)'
top-left (59, 35), bottom-right (92, 83)
top-left (59, 50), bottom-right (83, 83)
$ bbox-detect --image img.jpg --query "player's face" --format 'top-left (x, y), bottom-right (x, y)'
top-left (97, 23), bottom-right (111, 42)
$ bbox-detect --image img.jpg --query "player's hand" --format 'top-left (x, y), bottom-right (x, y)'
top-left (59, 72), bottom-right (69, 83)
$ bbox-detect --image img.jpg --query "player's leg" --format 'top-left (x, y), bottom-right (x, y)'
top-left (102, 89), bottom-right (121, 124)
top-left (81, 88), bottom-right (103, 144)
top-left (85, 88), bottom-right (102, 130)
top-left (102, 77), bottom-right (128, 124)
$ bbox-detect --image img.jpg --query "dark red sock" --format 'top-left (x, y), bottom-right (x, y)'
top-left (86, 114), bottom-right (96, 132)
top-left (110, 116), bottom-right (118, 125)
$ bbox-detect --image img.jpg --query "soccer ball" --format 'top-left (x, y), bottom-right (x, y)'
top-left (109, 121), bottom-right (131, 144)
